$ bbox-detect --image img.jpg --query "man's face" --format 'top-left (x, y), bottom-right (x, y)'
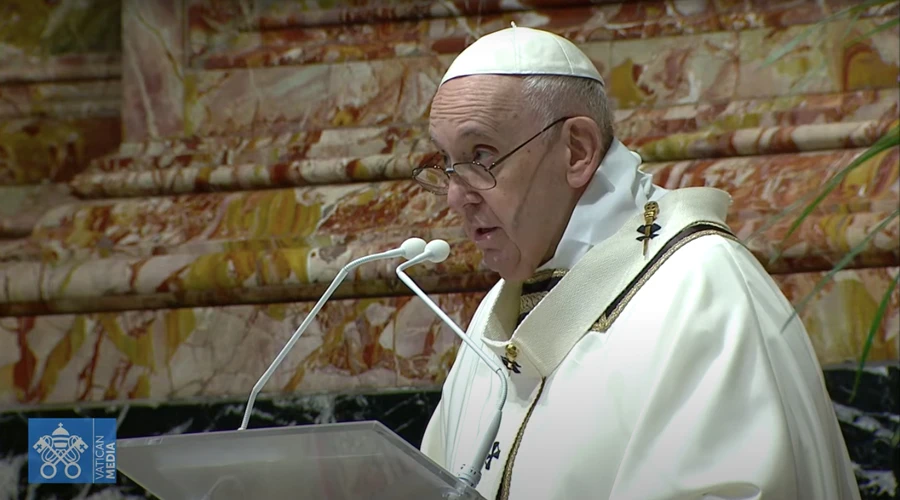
top-left (429, 75), bottom-right (572, 281)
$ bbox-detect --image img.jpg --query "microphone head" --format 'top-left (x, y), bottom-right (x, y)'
top-left (424, 239), bottom-right (451, 263)
top-left (399, 238), bottom-right (427, 259)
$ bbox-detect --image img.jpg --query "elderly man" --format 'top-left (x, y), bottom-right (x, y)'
top-left (413, 25), bottom-right (860, 500)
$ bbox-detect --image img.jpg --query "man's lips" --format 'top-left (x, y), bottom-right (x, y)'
top-left (473, 227), bottom-right (499, 242)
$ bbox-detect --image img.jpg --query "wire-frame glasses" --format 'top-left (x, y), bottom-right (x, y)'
top-left (412, 116), bottom-right (572, 195)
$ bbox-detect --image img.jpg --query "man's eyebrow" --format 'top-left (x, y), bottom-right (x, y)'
top-left (428, 127), bottom-right (494, 150)
top-left (459, 127), bottom-right (492, 140)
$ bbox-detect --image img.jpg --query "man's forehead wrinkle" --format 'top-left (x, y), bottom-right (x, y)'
top-left (430, 100), bottom-right (513, 143)
top-left (432, 78), bottom-right (521, 118)
top-left (429, 76), bottom-right (525, 153)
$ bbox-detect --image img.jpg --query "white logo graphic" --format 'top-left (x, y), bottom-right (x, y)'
top-left (32, 422), bottom-right (89, 479)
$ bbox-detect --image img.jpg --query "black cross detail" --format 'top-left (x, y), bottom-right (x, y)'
top-left (635, 223), bottom-right (662, 242)
top-left (484, 441), bottom-right (501, 470)
top-left (500, 356), bottom-right (521, 374)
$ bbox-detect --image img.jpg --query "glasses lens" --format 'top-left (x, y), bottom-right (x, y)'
top-left (455, 162), bottom-right (496, 190)
top-left (413, 167), bottom-right (449, 193)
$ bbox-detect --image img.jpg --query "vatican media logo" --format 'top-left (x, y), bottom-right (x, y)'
top-left (27, 418), bottom-right (117, 484)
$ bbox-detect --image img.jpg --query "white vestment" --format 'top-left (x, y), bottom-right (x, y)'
top-left (420, 141), bottom-right (861, 500)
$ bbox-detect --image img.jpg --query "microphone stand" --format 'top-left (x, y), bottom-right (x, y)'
top-left (238, 238), bottom-right (427, 431)
top-left (395, 240), bottom-right (508, 491)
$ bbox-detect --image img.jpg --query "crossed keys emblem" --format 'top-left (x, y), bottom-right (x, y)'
top-left (32, 423), bottom-right (89, 480)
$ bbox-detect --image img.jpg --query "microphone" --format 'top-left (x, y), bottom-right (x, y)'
top-left (238, 237), bottom-right (428, 431)
top-left (395, 240), bottom-right (508, 490)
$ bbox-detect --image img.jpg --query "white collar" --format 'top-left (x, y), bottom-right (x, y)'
top-left (538, 139), bottom-right (667, 271)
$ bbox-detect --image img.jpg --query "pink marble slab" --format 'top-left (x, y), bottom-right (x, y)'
top-left (632, 119), bottom-right (897, 161)
top-left (47, 148), bottom-right (899, 263)
top-left (70, 152), bottom-right (433, 198)
top-left (738, 18), bottom-right (900, 98)
top-left (188, 0), bottom-right (895, 70)
top-left (0, 266), bottom-right (895, 405)
top-left (0, 238), bottom-right (43, 264)
top-left (0, 0), bottom-right (121, 84)
top-left (0, 293), bottom-right (484, 405)
top-left (180, 19), bottom-right (898, 136)
top-left (0, 184), bottom-right (77, 238)
top-left (773, 266), bottom-right (899, 366)
top-left (69, 128), bottom-right (900, 200)
top-left (644, 146), bottom-right (900, 219)
top-left (91, 89), bottom-right (898, 178)
top-left (184, 55), bottom-right (452, 136)
top-left (615, 89), bottom-right (900, 139)
top-left (1, 208), bottom-right (895, 315)
top-left (122, 0), bottom-right (186, 142)
top-left (0, 81), bottom-right (121, 121)
top-left (0, 117), bottom-right (122, 185)
top-left (0, 53), bottom-right (120, 84)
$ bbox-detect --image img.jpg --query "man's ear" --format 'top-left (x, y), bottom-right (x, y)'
top-left (563, 117), bottom-right (603, 189)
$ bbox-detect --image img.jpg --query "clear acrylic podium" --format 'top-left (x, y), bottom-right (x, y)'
top-left (116, 420), bottom-right (486, 500)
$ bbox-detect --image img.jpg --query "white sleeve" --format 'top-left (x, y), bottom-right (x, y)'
top-left (607, 238), bottom-right (859, 500)
top-left (420, 397), bottom-right (446, 468)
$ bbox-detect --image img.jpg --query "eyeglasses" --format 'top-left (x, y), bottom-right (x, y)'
top-left (412, 116), bottom-right (572, 195)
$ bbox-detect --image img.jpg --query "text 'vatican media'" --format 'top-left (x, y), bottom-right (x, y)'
top-left (27, 418), bottom-right (117, 484)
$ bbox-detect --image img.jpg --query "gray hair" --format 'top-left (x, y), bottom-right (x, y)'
top-left (521, 75), bottom-right (614, 153)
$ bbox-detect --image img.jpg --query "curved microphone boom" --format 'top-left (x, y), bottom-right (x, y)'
top-left (396, 240), bottom-right (508, 490)
top-left (238, 238), bottom-right (427, 431)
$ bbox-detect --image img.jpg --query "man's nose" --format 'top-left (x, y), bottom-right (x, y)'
top-left (446, 177), bottom-right (480, 212)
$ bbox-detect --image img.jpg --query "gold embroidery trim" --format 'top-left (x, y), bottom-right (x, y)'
top-left (519, 292), bottom-right (547, 316)
top-left (497, 378), bottom-right (546, 500)
top-left (589, 226), bottom-right (738, 333)
top-left (524, 268), bottom-right (567, 285)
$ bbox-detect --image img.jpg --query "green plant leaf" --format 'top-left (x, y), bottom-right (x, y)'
top-left (850, 273), bottom-right (899, 402)
top-left (781, 208), bottom-right (900, 332)
top-left (769, 124), bottom-right (900, 266)
top-left (846, 17), bottom-right (900, 45)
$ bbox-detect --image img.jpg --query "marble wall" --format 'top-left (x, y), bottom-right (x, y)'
top-left (0, 0), bottom-right (897, 499)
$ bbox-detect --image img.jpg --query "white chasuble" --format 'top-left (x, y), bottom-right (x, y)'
top-left (420, 187), bottom-right (861, 500)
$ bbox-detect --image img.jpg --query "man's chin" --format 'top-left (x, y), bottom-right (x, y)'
top-left (482, 254), bottom-right (533, 282)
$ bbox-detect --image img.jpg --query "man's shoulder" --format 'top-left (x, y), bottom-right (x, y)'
top-left (643, 231), bottom-right (761, 295)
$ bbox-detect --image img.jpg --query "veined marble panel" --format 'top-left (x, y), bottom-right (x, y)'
top-left (777, 269), bottom-right (900, 367)
top-left (71, 152), bottom-right (433, 198)
top-left (188, 0), bottom-right (897, 70)
top-left (0, 117), bottom-right (122, 185)
top-left (0, 213), bottom-right (896, 314)
top-left (70, 123), bottom-right (899, 198)
top-left (615, 89), bottom-right (899, 140)
top-left (0, 239), bottom-right (42, 265)
top-left (631, 118), bottom-right (897, 161)
top-left (738, 18), bottom-right (900, 98)
top-left (191, 2), bottom-right (724, 69)
top-left (122, 0), bottom-right (185, 143)
top-left (100, 88), bottom-right (898, 174)
top-left (0, 294), bottom-right (483, 406)
top-left (644, 147), bottom-right (900, 219)
top-left (184, 55), bottom-right (450, 136)
top-left (0, 184), bottom-right (77, 238)
top-left (181, 20), bottom-right (898, 136)
top-left (37, 148), bottom-right (900, 260)
top-left (0, 268), bottom-right (896, 406)
top-left (0, 81), bottom-right (121, 121)
top-left (0, 0), bottom-right (121, 84)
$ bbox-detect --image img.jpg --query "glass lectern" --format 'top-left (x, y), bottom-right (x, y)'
top-left (116, 421), bottom-right (486, 500)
